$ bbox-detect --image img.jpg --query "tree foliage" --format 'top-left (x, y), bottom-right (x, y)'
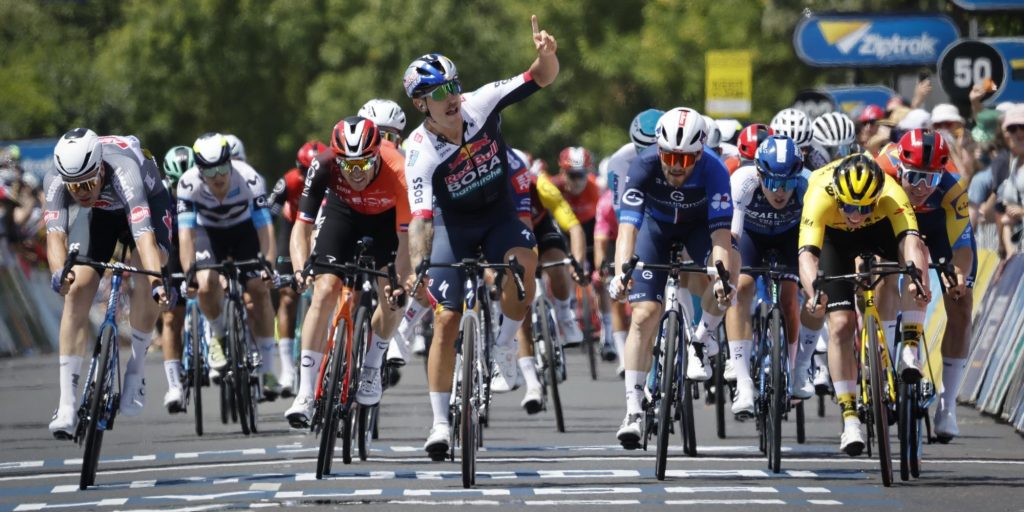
top-left (0, 0), bottom-right (1020, 177)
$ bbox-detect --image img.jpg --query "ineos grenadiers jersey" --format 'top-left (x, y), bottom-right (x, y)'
top-left (44, 134), bottom-right (170, 241)
top-left (405, 72), bottom-right (541, 220)
top-left (619, 144), bottom-right (733, 232)
top-left (729, 165), bottom-right (808, 238)
top-left (176, 160), bottom-right (271, 230)
top-left (605, 142), bottom-right (638, 211)
top-left (268, 167), bottom-right (305, 224)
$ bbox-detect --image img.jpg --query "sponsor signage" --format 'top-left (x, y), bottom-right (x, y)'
top-left (705, 50), bottom-right (753, 118)
top-left (939, 38), bottom-right (1024, 104)
top-left (794, 14), bottom-right (960, 67)
top-left (825, 85), bottom-right (896, 115)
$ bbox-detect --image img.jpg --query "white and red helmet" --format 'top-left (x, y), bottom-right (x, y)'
top-left (331, 116), bottom-right (381, 159)
top-left (656, 107), bottom-right (706, 153)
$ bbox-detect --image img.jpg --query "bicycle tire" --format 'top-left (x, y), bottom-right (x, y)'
top-left (316, 319), bottom-right (347, 479)
top-left (867, 315), bottom-right (893, 487)
top-left (796, 402), bottom-right (806, 444)
top-left (539, 298), bottom-right (565, 433)
top-left (898, 380), bottom-right (913, 481)
top-left (714, 348), bottom-right (726, 439)
top-left (226, 301), bottom-right (251, 436)
top-left (358, 403), bottom-right (376, 461)
top-left (79, 324), bottom-right (115, 490)
top-left (679, 327), bottom-right (697, 457)
top-left (344, 303), bottom-right (371, 465)
top-left (768, 308), bottom-right (784, 474)
top-left (189, 302), bottom-right (204, 437)
top-left (656, 313), bottom-right (680, 480)
top-left (219, 381), bottom-right (230, 424)
top-left (461, 315), bottom-right (478, 488)
top-left (480, 293), bottom-right (494, 429)
top-left (910, 386), bottom-right (922, 478)
top-left (582, 289), bottom-right (598, 381)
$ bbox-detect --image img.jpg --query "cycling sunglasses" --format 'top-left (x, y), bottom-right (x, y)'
top-left (338, 155), bottom-right (377, 174)
top-left (64, 172), bottom-right (102, 194)
top-left (425, 80), bottom-right (462, 101)
top-left (379, 129), bottom-right (402, 144)
top-left (761, 175), bottom-right (800, 192)
top-left (840, 203), bottom-right (875, 215)
top-left (901, 167), bottom-right (942, 188)
top-left (199, 162), bottom-right (232, 179)
top-left (659, 150), bottom-right (699, 169)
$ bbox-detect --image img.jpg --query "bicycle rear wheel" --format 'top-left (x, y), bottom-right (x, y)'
top-left (795, 402), bottom-right (806, 444)
top-left (867, 316), bottom-right (893, 487)
top-left (539, 299), bottom-right (565, 432)
top-left (79, 325), bottom-right (115, 490)
top-left (358, 402), bottom-right (376, 461)
top-left (189, 303), bottom-right (204, 437)
top-left (714, 348), bottom-right (727, 439)
top-left (316, 320), bottom-right (347, 479)
top-left (226, 301), bottom-right (251, 436)
top-left (767, 308), bottom-right (784, 474)
top-left (461, 317), bottom-right (478, 488)
top-left (344, 304), bottom-right (371, 465)
top-left (655, 313), bottom-right (679, 480)
top-left (679, 330), bottom-right (697, 457)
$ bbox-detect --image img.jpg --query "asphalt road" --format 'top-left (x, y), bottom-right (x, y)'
top-left (1, 348), bottom-right (1023, 511)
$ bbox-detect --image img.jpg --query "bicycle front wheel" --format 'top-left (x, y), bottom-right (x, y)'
top-left (679, 337), bottom-right (697, 456)
top-left (189, 303), bottom-right (204, 437)
top-left (345, 304), bottom-right (372, 465)
top-left (655, 314), bottom-right (680, 480)
top-left (867, 315), bottom-right (893, 487)
top-left (225, 300), bottom-right (251, 436)
top-left (714, 347), bottom-right (727, 439)
top-left (539, 299), bottom-right (565, 433)
top-left (316, 320), bottom-right (347, 479)
top-left (79, 324), bottom-right (115, 490)
top-left (461, 318), bottom-right (478, 488)
top-left (767, 308), bottom-right (784, 474)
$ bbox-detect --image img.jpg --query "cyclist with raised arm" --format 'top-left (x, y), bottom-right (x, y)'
top-left (45, 129), bottom-right (174, 437)
top-left (403, 15), bottom-right (557, 457)
top-left (798, 154), bottom-right (931, 456)
top-left (608, 108), bottom-right (739, 448)
top-left (876, 129), bottom-right (975, 441)
top-left (176, 133), bottom-right (278, 398)
top-left (283, 117), bottom-right (411, 427)
top-left (158, 145), bottom-right (194, 413)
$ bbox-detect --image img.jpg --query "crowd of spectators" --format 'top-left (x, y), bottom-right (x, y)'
top-left (0, 144), bottom-right (46, 263)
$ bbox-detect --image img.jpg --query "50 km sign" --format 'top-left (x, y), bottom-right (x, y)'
top-left (939, 40), bottom-right (1005, 102)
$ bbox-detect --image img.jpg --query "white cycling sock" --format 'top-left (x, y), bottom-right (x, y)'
top-left (729, 340), bottom-right (752, 385)
top-left (164, 360), bottom-right (183, 389)
top-left (257, 337), bottom-right (276, 375)
top-left (553, 298), bottom-right (574, 323)
top-left (125, 329), bottom-right (151, 377)
top-left (429, 392), bottom-right (451, 426)
top-left (58, 355), bottom-right (83, 408)
top-left (208, 313), bottom-right (226, 337)
top-left (363, 333), bottom-right (389, 370)
top-left (693, 311), bottom-right (723, 350)
top-left (882, 320), bottom-right (898, 354)
top-left (941, 357), bottom-right (967, 405)
top-left (613, 331), bottom-right (627, 361)
top-left (495, 315), bottom-right (523, 349)
top-left (298, 350), bottom-right (323, 398)
top-left (624, 370), bottom-right (646, 415)
top-left (278, 337), bottom-right (295, 375)
top-left (518, 357), bottom-right (541, 389)
top-left (795, 325), bottom-right (820, 376)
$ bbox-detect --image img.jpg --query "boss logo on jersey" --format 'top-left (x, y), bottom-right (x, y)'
top-left (43, 210), bottom-right (59, 223)
top-left (130, 206), bottom-right (151, 224)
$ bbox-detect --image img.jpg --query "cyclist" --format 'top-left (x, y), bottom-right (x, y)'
top-left (798, 153), bottom-right (931, 455)
top-left (551, 146), bottom-right (597, 346)
top-left (45, 128), bottom-right (174, 437)
top-left (359, 99), bottom-right (407, 147)
top-left (224, 134), bottom-right (247, 161)
top-left (603, 108), bottom-right (662, 371)
top-left (726, 135), bottom-right (824, 416)
top-left (608, 108), bottom-right (739, 448)
top-left (812, 112), bottom-right (858, 162)
top-left (403, 15), bottom-right (558, 457)
top-left (283, 117), bottom-right (410, 426)
top-left (267, 140), bottom-right (328, 397)
top-left (177, 133), bottom-right (278, 398)
top-left (771, 108), bottom-right (829, 170)
top-left (159, 145), bottom-right (194, 413)
top-left (730, 123), bottom-right (774, 173)
top-left (876, 129), bottom-right (975, 441)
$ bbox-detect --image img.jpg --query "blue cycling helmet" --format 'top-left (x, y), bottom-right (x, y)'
top-left (754, 134), bottom-right (803, 180)
top-left (403, 53), bottom-right (458, 99)
top-left (630, 108), bottom-right (663, 153)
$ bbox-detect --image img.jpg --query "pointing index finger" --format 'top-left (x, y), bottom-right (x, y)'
top-left (531, 15), bottom-right (540, 35)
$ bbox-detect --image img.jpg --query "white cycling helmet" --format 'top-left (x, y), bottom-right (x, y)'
top-left (53, 128), bottom-right (103, 181)
top-left (223, 134), bottom-right (246, 161)
top-left (193, 133), bottom-right (232, 168)
top-left (812, 112), bottom-right (856, 148)
top-left (770, 108), bottom-right (813, 148)
top-left (656, 107), bottom-right (706, 153)
top-left (702, 115), bottom-right (722, 149)
top-left (358, 99), bottom-right (407, 134)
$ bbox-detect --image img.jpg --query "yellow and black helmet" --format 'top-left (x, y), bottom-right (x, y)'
top-left (832, 154), bottom-right (884, 207)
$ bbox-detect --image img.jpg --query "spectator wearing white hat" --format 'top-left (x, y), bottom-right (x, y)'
top-left (932, 103), bottom-right (978, 180)
top-left (996, 105), bottom-right (1024, 256)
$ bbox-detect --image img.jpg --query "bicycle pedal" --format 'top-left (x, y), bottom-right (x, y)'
top-left (734, 411), bottom-right (754, 422)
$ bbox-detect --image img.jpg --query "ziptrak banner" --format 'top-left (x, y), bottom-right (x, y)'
top-left (795, 14), bottom-right (960, 67)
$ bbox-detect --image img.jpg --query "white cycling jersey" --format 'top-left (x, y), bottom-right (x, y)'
top-left (176, 160), bottom-right (271, 230)
top-left (605, 142), bottom-right (637, 211)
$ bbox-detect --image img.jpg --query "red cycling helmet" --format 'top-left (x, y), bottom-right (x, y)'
top-left (296, 140), bottom-right (328, 171)
top-left (736, 124), bottom-right (774, 160)
top-left (558, 146), bottom-right (594, 173)
top-left (331, 116), bottom-right (381, 160)
top-left (897, 129), bottom-right (949, 172)
top-left (858, 104), bottom-right (885, 123)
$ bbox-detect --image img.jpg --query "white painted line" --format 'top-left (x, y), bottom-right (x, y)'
top-left (533, 487), bottom-right (642, 495)
top-left (0, 460), bottom-right (44, 470)
top-left (665, 469), bottom-right (768, 478)
top-left (386, 500), bottom-right (501, 506)
top-left (16, 498), bottom-right (130, 511)
top-left (51, 485), bottom-right (79, 494)
top-left (63, 459), bottom-right (83, 466)
top-left (143, 491), bottom-right (260, 502)
top-left (274, 489), bottom-right (382, 499)
top-left (211, 478), bottom-right (239, 485)
top-left (294, 471), bottom-right (396, 481)
top-left (666, 486), bottom-right (778, 493)
top-left (249, 483), bottom-right (280, 491)
top-left (787, 470), bottom-right (819, 478)
top-left (526, 500), bottom-right (642, 506)
top-left (404, 489), bottom-right (511, 496)
top-left (799, 487), bottom-right (831, 493)
top-left (130, 480), bottom-right (156, 489)
top-left (666, 499), bottom-right (787, 505)
top-left (538, 469), bottom-right (641, 478)
top-left (808, 499), bottom-right (843, 505)
top-left (390, 446), bottom-right (419, 452)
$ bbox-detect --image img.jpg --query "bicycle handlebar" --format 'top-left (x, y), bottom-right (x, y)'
top-left (539, 256), bottom-right (587, 286)
top-left (617, 255), bottom-right (731, 295)
top-left (812, 260), bottom-right (926, 308)
top-left (411, 255), bottom-right (528, 302)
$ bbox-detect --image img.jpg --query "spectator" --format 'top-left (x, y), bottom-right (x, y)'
top-left (857, 104), bottom-right (884, 148)
top-left (997, 105), bottom-right (1024, 256)
top-left (932, 103), bottom-right (979, 181)
top-left (968, 110), bottom-right (1010, 230)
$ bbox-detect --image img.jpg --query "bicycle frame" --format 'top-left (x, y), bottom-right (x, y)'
top-left (77, 269), bottom-right (126, 436)
top-left (857, 287), bottom-right (897, 408)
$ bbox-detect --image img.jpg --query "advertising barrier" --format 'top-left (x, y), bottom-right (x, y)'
top-left (794, 14), bottom-right (960, 67)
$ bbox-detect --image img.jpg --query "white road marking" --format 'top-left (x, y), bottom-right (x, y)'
top-left (404, 489), bottom-right (511, 496)
top-left (665, 469), bottom-right (768, 478)
top-left (526, 500), bottom-right (642, 506)
top-left (799, 487), bottom-right (831, 493)
top-left (295, 471), bottom-right (395, 481)
top-left (15, 498), bottom-right (129, 511)
top-left (666, 486), bottom-right (779, 493)
top-left (808, 499), bottom-right (843, 505)
top-left (665, 499), bottom-right (788, 505)
top-left (0, 461), bottom-right (43, 470)
top-left (142, 491), bottom-right (260, 502)
top-left (249, 483), bottom-right (280, 491)
top-left (274, 489), bottom-right (382, 498)
top-left (533, 487), bottom-right (642, 495)
top-left (385, 500), bottom-right (501, 506)
top-left (130, 480), bottom-right (156, 488)
top-left (538, 469), bottom-right (641, 478)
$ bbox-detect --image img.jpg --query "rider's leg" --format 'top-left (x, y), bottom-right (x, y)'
top-left (726, 274), bottom-right (756, 414)
top-left (295, 274), bottom-right (342, 399)
top-left (57, 266), bottom-right (102, 409)
top-left (623, 300), bottom-right (663, 415)
top-left (428, 308), bottom-right (460, 426)
top-left (827, 310), bottom-right (861, 426)
top-left (276, 285), bottom-right (298, 386)
top-left (876, 274), bottom-right (901, 355)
